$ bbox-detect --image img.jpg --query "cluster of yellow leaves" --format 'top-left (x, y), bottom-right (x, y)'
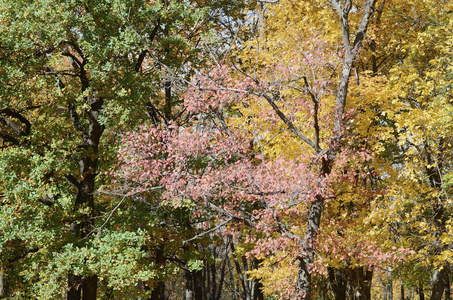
top-left (229, 0), bottom-right (397, 296)
top-left (360, 0), bottom-right (453, 282)
top-left (231, 0), bottom-right (453, 295)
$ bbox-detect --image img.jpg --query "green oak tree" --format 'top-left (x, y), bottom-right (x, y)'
top-left (0, 0), bottom-right (250, 299)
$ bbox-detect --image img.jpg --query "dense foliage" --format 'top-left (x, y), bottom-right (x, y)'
top-left (1, 0), bottom-right (452, 299)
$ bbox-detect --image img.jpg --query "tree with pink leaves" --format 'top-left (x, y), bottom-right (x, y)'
top-left (116, 0), bottom-right (415, 299)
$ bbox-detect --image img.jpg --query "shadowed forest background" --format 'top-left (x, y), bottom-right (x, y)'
top-left (1, 0), bottom-right (453, 299)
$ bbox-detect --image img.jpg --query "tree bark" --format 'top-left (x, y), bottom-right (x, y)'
top-left (184, 269), bottom-right (203, 300)
top-left (385, 267), bottom-right (392, 300)
top-left (253, 279), bottom-right (264, 300)
top-left (445, 277), bottom-right (451, 300)
top-left (401, 282), bottom-right (404, 300)
top-left (0, 267), bottom-right (4, 299)
top-left (388, 284), bottom-right (393, 300)
top-left (150, 245), bottom-right (166, 300)
top-left (66, 52), bottom-right (104, 300)
top-left (418, 284), bottom-right (425, 300)
top-left (328, 267), bottom-right (347, 300)
top-left (82, 276), bottom-right (98, 300)
top-left (430, 266), bottom-right (450, 300)
top-left (67, 274), bottom-right (82, 300)
top-left (349, 267), bottom-right (373, 300)
top-left (150, 282), bottom-right (165, 300)
top-left (425, 141), bottom-right (451, 300)
top-left (296, 196), bottom-right (325, 300)
top-left (293, 1), bottom-right (377, 298)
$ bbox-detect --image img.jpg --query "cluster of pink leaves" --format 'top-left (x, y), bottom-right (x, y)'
top-left (116, 34), bottom-right (413, 295)
top-left (116, 122), bottom-right (327, 299)
top-left (117, 122), bottom-right (324, 226)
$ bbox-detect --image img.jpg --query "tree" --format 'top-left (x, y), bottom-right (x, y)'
top-left (358, 0), bottom-right (453, 298)
top-left (0, 0), bottom-right (251, 298)
top-left (344, 0), bottom-right (453, 298)
top-left (117, 1), bottom-right (386, 299)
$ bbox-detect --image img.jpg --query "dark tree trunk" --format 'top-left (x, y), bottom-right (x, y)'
top-left (430, 267), bottom-right (451, 300)
top-left (348, 267), bottom-right (373, 300)
top-left (67, 274), bottom-right (82, 300)
top-left (328, 267), bottom-right (347, 300)
top-left (418, 284), bottom-right (425, 300)
top-left (228, 240), bottom-right (264, 300)
top-left (164, 80), bottom-right (172, 121)
top-left (66, 54), bottom-right (104, 300)
top-left (184, 269), bottom-right (203, 300)
top-left (250, 257), bottom-right (264, 300)
top-left (445, 275), bottom-right (452, 300)
top-left (150, 246), bottom-right (166, 300)
top-left (82, 276), bottom-right (98, 300)
top-left (150, 282), bottom-right (165, 300)
top-left (194, 270), bottom-right (203, 300)
top-left (401, 282), bottom-right (404, 300)
top-left (204, 244), bottom-right (228, 300)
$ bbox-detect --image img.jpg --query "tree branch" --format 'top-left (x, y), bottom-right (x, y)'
top-left (182, 218), bottom-right (233, 246)
top-left (0, 108), bottom-right (31, 137)
top-left (7, 248), bottom-right (39, 263)
top-left (260, 92), bottom-right (321, 153)
top-left (68, 103), bottom-right (85, 134)
top-left (65, 174), bottom-right (81, 188)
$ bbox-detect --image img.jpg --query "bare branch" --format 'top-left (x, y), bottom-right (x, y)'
top-left (260, 92), bottom-right (321, 153)
top-left (352, 0), bottom-right (378, 53)
top-left (203, 196), bottom-right (256, 228)
top-left (182, 218), bottom-right (233, 246)
top-left (65, 174), bottom-right (81, 188)
top-left (0, 108), bottom-right (31, 137)
top-left (254, 0), bottom-right (279, 3)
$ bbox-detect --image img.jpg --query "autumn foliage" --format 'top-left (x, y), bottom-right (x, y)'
top-left (1, 0), bottom-right (453, 299)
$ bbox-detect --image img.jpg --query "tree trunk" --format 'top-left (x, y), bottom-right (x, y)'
top-left (226, 255), bottom-right (238, 300)
top-left (194, 270), bottom-right (203, 300)
top-left (185, 269), bottom-right (194, 300)
top-left (401, 282), bottom-right (404, 300)
top-left (66, 61), bottom-right (104, 299)
top-left (430, 266), bottom-right (450, 300)
top-left (386, 267), bottom-right (392, 300)
top-left (293, 1), bottom-right (377, 298)
top-left (82, 276), bottom-right (98, 300)
top-left (253, 280), bottom-right (264, 300)
top-left (388, 284), bottom-right (393, 300)
top-left (425, 140), bottom-right (451, 300)
top-left (67, 274), bottom-right (82, 300)
top-left (150, 282), bottom-right (165, 300)
top-left (229, 241), bottom-right (263, 300)
top-left (328, 267), bottom-right (347, 300)
top-left (418, 284), bottom-right (425, 300)
top-left (184, 269), bottom-right (203, 300)
top-left (445, 274), bottom-right (451, 300)
top-left (0, 267), bottom-right (4, 299)
top-left (258, 0), bottom-right (378, 297)
top-left (205, 244), bottom-right (228, 300)
top-left (296, 197), bottom-right (324, 300)
top-left (349, 267), bottom-right (373, 300)
top-left (150, 246), bottom-right (166, 300)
